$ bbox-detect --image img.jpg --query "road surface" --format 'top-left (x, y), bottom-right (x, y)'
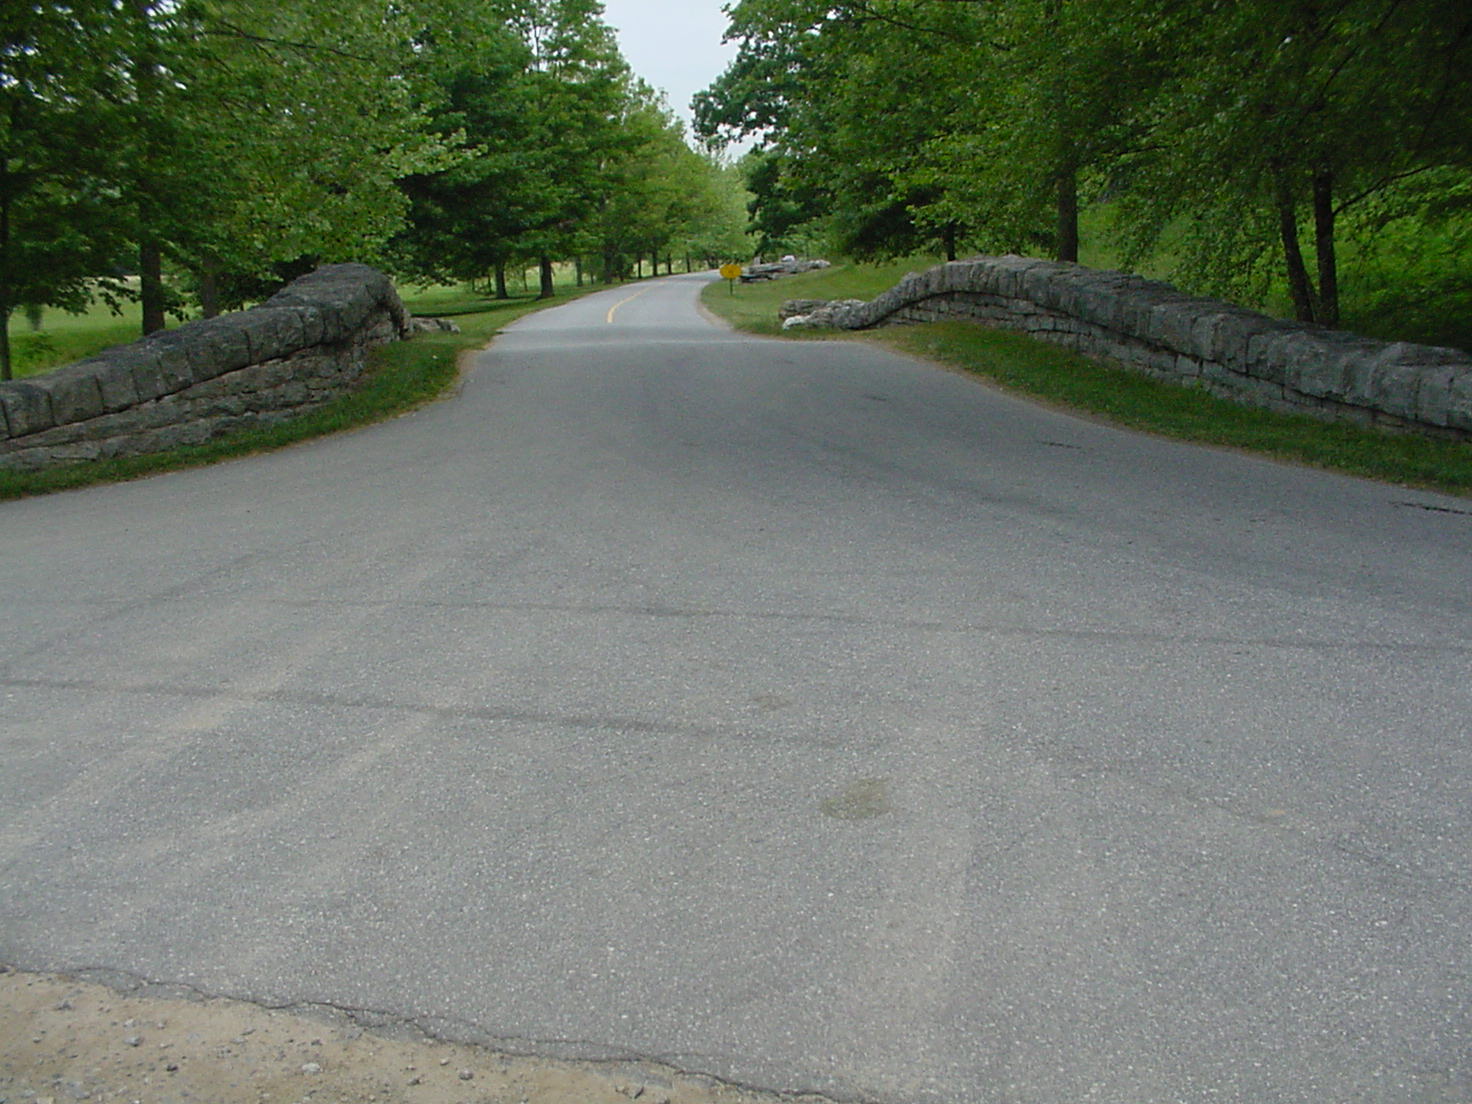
top-left (2, 273), bottom-right (1470, 1102)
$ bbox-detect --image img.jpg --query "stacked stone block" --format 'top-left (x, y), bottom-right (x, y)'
top-left (803, 256), bottom-right (1472, 439)
top-left (0, 264), bottom-right (409, 472)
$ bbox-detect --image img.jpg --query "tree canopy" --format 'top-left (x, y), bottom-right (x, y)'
top-left (2, 0), bottom-right (752, 377)
top-left (695, 0), bottom-right (1472, 331)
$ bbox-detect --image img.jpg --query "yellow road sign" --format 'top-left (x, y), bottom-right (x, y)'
top-left (719, 263), bottom-right (743, 280)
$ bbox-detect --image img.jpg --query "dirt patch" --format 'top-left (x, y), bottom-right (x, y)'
top-left (0, 966), bottom-right (824, 1104)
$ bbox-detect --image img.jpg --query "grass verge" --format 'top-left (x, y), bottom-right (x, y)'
top-left (701, 262), bottom-right (1472, 497)
top-left (0, 285), bottom-right (598, 502)
top-left (711, 257), bottom-right (940, 335)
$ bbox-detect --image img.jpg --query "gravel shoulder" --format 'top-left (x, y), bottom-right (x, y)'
top-left (1, 967), bottom-right (820, 1104)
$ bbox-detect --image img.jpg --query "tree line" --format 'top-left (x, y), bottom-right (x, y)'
top-left (695, 0), bottom-right (1472, 337)
top-left (1, 0), bottom-right (750, 379)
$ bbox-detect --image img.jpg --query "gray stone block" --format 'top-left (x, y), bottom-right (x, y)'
top-left (78, 358), bottom-right (143, 413)
top-left (1367, 360), bottom-right (1426, 421)
top-left (97, 344), bottom-right (167, 402)
top-left (1414, 366), bottom-right (1467, 428)
top-left (1018, 261), bottom-right (1068, 309)
top-left (938, 262), bottom-right (975, 294)
top-left (1116, 289), bottom-right (1162, 344)
top-left (1144, 297), bottom-right (1200, 354)
top-left (1274, 332), bottom-right (1347, 397)
top-left (176, 316), bottom-right (253, 377)
top-left (1212, 310), bottom-right (1286, 368)
top-left (148, 336), bottom-right (197, 392)
top-left (10, 420), bottom-right (84, 447)
top-left (30, 363), bottom-right (105, 424)
top-left (1245, 328), bottom-right (1307, 385)
top-left (38, 441), bottom-right (102, 465)
top-left (1446, 372), bottom-right (1472, 431)
top-left (240, 308), bottom-right (311, 363)
top-left (964, 261), bottom-right (1001, 296)
top-left (1071, 276), bottom-right (1128, 332)
top-left (0, 381), bottom-right (56, 437)
top-left (1042, 269), bottom-right (1093, 317)
top-left (991, 255), bottom-right (1044, 299)
top-left (269, 264), bottom-right (391, 339)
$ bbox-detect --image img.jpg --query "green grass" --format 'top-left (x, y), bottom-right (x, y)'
top-left (0, 281), bottom-right (600, 501)
top-left (701, 262), bottom-right (1472, 497)
top-left (9, 298), bottom-right (149, 379)
top-left (712, 257), bottom-right (941, 335)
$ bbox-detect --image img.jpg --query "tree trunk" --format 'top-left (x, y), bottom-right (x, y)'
top-left (943, 222), bottom-right (958, 262)
top-left (1, 193), bottom-right (12, 381)
top-left (1276, 173), bottom-right (1318, 323)
top-left (538, 255), bottom-right (555, 299)
top-left (198, 257), bottom-right (220, 319)
top-left (140, 241), bottom-right (166, 335)
top-left (494, 262), bottom-right (508, 300)
top-left (130, 0), bottom-right (167, 337)
top-left (1313, 168), bottom-right (1339, 328)
top-left (575, 257), bottom-right (583, 287)
top-left (1056, 168), bottom-right (1079, 264)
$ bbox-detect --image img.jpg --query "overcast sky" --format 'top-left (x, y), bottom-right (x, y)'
top-left (598, 0), bottom-right (739, 141)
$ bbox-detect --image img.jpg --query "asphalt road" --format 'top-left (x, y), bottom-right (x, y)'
top-left (2, 273), bottom-right (1470, 1103)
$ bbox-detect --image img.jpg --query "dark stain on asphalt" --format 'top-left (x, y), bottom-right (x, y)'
top-left (821, 778), bottom-right (893, 821)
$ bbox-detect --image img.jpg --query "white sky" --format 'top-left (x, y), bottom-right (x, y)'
top-left (598, 0), bottom-right (739, 143)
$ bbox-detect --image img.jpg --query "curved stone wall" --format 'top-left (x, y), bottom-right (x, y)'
top-left (803, 256), bottom-right (1472, 439)
top-left (0, 264), bottom-right (409, 472)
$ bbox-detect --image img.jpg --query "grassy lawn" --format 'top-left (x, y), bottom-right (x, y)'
top-left (712, 257), bottom-right (940, 335)
top-left (9, 299), bottom-right (149, 380)
top-left (0, 280), bottom-right (602, 501)
top-left (701, 261), bottom-right (1472, 497)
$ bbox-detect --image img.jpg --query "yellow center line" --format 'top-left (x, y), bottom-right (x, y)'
top-left (606, 285), bottom-right (656, 324)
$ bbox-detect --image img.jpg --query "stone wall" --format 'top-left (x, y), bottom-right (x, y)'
top-left (0, 264), bottom-right (409, 472)
top-left (793, 255), bottom-right (1472, 439)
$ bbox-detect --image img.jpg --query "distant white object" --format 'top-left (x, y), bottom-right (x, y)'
top-left (780, 254), bottom-right (797, 263)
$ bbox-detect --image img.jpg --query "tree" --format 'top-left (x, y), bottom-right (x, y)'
top-left (162, 0), bottom-right (454, 313)
top-left (1110, 0), bottom-right (1472, 324)
top-left (0, 0), bottom-right (132, 379)
top-left (393, 1), bottom-right (539, 291)
top-left (506, 0), bottom-right (631, 297)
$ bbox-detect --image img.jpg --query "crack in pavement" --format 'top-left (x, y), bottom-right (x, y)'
top-left (2, 962), bottom-right (876, 1104)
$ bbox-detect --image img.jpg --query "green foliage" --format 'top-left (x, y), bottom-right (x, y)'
top-left (5, 0), bottom-right (749, 374)
top-left (698, 0), bottom-right (1472, 343)
top-left (0, 0), bottom-right (134, 377)
top-left (392, 0), bottom-right (747, 290)
top-left (392, 2), bottom-right (541, 285)
top-left (1334, 171), bottom-right (1472, 350)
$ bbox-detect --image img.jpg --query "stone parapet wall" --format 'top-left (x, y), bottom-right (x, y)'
top-left (807, 256), bottom-right (1472, 438)
top-left (0, 264), bottom-right (409, 472)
